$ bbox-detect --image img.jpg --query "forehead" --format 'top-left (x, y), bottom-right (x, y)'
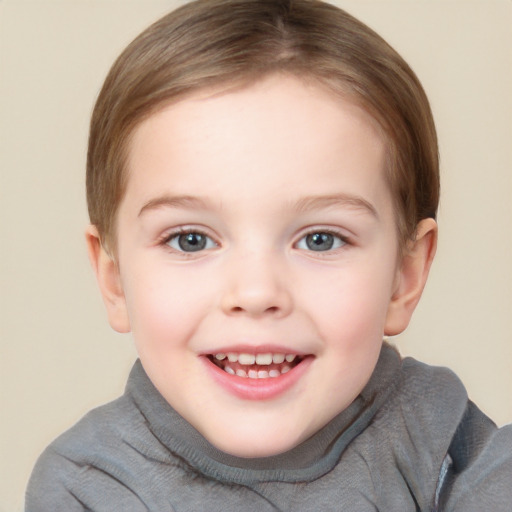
top-left (123, 74), bottom-right (389, 216)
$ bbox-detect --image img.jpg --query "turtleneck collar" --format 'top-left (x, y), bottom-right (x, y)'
top-left (125, 342), bottom-right (402, 484)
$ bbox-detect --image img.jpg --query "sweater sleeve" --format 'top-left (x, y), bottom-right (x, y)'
top-left (440, 402), bottom-right (512, 511)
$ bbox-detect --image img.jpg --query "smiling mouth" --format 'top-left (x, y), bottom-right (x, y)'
top-left (207, 352), bottom-right (304, 379)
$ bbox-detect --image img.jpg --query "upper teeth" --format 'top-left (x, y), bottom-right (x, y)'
top-left (215, 352), bottom-right (296, 365)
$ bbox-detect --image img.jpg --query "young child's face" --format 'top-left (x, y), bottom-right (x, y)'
top-left (111, 75), bottom-right (403, 457)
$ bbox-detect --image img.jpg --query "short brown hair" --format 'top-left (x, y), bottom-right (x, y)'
top-left (87, 0), bottom-right (439, 252)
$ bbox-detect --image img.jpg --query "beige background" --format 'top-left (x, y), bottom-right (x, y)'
top-left (1, 1), bottom-right (511, 510)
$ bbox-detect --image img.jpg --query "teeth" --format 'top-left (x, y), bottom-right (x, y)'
top-left (255, 353), bottom-right (272, 365)
top-left (212, 351), bottom-right (303, 379)
top-left (272, 353), bottom-right (285, 364)
top-left (214, 352), bottom-right (297, 364)
top-left (238, 353), bottom-right (256, 365)
top-left (221, 361), bottom-right (297, 379)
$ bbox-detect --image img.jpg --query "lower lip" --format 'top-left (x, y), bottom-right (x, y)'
top-left (202, 356), bottom-right (313, 401)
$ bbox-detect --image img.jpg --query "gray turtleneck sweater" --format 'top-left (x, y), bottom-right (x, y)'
top-left (25, 344), bottom-right (512, 511)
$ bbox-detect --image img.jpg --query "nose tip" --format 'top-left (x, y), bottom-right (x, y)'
top-left (220, 260), bottom-right (292, 318)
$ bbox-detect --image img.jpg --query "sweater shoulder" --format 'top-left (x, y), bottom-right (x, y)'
top-left (51, 394), bottom-right (139, 457)
top-left (353, 354), bottom-right (471, 509)
top-left (440, 403), bottom-right (512, 511)
top-left (25, 394), bottom-right (155, 511)
top-left (399, 356), bottom-right (469, 423)
top-left (372, 354), bottom-right (512, 510)
top-left (377, 354), bottom-right (470, 444)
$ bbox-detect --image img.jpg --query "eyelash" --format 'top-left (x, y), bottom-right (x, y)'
top-left (294, 228), bottom-right (350, 253)
top-left (159, 228), bottom-right (218, 254)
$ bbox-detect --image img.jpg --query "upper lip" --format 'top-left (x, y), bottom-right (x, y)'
top-left (200, 344), bottom-right (309, 357)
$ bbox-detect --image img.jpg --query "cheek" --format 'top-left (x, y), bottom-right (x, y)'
top-left (122, 266), bottom-right (212, 351)
top-left (297, 262), bottom-right (394, 343)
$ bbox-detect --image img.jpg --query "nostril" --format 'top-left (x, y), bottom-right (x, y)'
top-left (230, 305), bottom-right (280, 314)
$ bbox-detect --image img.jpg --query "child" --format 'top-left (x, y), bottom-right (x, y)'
top-left (26, 0), bottom-right (512, 510)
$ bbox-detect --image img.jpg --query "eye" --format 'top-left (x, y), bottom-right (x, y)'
top-left (296, 231), bottom-right (347, 252)
top-left (166, 231), bottom-right (217, 252)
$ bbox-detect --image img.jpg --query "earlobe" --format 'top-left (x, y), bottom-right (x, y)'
top-left (384, 218), bottom-right (437, 336)
top-left (85, 225), bottom-right (131, 333)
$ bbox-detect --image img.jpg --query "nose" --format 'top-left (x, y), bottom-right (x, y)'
top-left (220, 249), bottom-right (293, 318)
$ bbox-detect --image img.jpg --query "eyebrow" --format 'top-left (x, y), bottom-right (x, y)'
top-left (294, 194), bottom-right (378, 218)
top-left (138, 195), bottom-right (213, 217)
top-left (138, 193), bottom-right (378, 219)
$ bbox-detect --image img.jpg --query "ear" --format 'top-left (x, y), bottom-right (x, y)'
top-left (85, 225), bottom-right (131, 333)
top-left (384, 218), bottom-right (437, 336)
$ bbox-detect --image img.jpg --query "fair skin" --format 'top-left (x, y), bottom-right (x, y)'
top-left (87, 74), bottom-right (436, 458)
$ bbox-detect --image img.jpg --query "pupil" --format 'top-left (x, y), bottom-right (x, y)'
top-left (307, 232), bottom-right (333, 251)
top-left (179, 233), bottom-right (206, 252)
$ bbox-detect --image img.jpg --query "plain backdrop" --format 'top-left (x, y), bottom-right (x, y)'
top-left (1, 1), bottom-right (511, 510)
